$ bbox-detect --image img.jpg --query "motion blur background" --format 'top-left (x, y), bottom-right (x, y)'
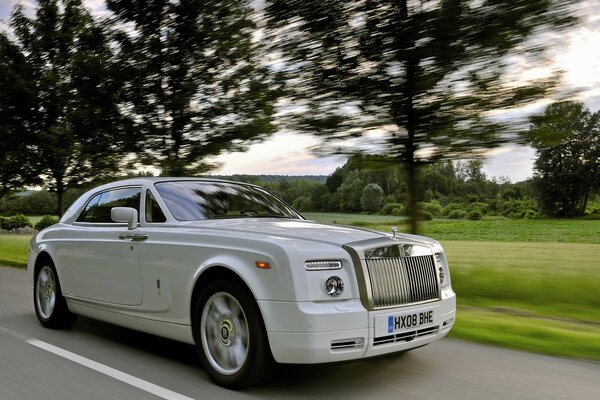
top-left (0, 0), bottom-right (598, 362)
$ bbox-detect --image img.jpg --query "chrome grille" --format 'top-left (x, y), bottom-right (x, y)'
top-left (366, 255), bottom-right (440, 309)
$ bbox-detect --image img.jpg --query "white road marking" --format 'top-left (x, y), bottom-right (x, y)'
top-left (26, 339), bottom-right (196, 400)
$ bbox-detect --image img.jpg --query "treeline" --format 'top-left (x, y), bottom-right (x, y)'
top-left (5, 156), bottom-right (598, 220)
top-left (260, 156), bottom-right (545, 220)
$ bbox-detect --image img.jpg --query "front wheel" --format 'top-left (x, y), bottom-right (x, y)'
top-left (193, 279), bottom-right (276, 388)
top-left (34, 263), bottom-right (77, 328)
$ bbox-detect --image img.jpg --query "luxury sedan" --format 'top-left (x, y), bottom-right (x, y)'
top-left (28, 177), bottom-right (456, 388)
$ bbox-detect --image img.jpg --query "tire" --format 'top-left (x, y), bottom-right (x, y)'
top-left (34, 261), bottom-right (78, 328)
top-left (193, 279), bottom-right (276, 388)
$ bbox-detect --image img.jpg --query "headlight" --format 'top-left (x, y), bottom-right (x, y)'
top-left (435, 253), bottom-right (451, 288)
top-left (305, 260), bottom-right (342, 271)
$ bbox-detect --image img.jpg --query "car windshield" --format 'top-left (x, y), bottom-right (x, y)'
top-left (155, 181), bottom-right (303, 221)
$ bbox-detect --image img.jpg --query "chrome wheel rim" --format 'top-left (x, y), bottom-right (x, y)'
top-left (200, 292), bottom-right (249, 375)
top-left (36, 266), bottom-right (56, 319)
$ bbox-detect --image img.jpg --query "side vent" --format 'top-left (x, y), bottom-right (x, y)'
top-left (331, 337), bottom-right (365, 351)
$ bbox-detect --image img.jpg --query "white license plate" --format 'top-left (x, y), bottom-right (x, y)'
top-left (375, 308), bottom-right (437, 337)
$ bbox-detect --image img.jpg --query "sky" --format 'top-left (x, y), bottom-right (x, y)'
top-left (2, 0), bottom-right (600, 182)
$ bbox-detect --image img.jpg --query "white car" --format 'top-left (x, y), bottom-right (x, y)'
top-left (28, 177), bottom-right (456, 388)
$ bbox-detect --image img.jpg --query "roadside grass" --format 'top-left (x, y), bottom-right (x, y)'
top-left (0, 235), bottom-right (29, 268)
top-left (449, 308), bottom-right (600, 362)
top-left (443, 241), bottom-right (600, 322)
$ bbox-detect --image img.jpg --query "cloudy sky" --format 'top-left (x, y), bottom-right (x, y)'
top-left (2, 0), bottom-right (599, 181)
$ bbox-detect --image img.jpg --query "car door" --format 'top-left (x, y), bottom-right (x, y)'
top-left (71, 186), bottom-right (143, 306)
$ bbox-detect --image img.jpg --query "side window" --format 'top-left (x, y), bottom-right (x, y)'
top-left (145, 190), bottom-right (167, 223)
top-left (77, 193), bottom-right (101, 222)
top-left (76, 188), bottom-right (141, 223)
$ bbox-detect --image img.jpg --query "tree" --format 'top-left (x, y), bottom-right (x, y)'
top-left (361, 183), bottom-right (384, 213)
top-left (0, 33), bottom-right (39, 200)
top-left (528, 102), bottom-right (600, 217)
top-left (10, 0), bottom-right (130, 215)
top-left (266, 0), bottom-right (577, 233)
top-left (107, 0), bottom-right (281, 175)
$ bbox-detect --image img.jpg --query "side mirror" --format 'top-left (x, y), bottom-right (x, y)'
top-left (111, 207), bottom-right (138, 230)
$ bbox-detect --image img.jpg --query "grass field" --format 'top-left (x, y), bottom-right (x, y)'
top-left (303, 213), bottom-right (600, 243)
top-left (1, 214), bottom-right (599, 361)
top-left (0, 235), bottom-right (30, 268)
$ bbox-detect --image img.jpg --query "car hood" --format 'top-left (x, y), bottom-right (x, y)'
top-left (179, 218), bottom-right (389, 247)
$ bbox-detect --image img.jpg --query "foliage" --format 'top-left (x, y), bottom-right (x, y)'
top-left (466, 209), bottom-right (483, 220)
top-left (9, 0), bottom-right (130, 214)
top-left (34, 215), bottom-right (59, 231)
top-left (361, 183), bottom-right (384, 213)
top-left (528, 102), bottom-right (600, 217)
top-left (420, 201), bottom-right (443, 218)
top-left (381, 203), bottom-right (405, 216)
top-left (107, 0), bottom-right (280, 175)
top-left (0, 214), bottom-right (32, 231)
top-left (266, 0), bottom-right (577, 233)
top-left (0, 189), bottom-right (84, 216)
top-left (0, 33), bottom-right (40, 199)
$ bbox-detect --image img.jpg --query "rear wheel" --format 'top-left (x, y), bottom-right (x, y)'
top-left (34, 262), bottom-right (77, 328)
top-left (193, 279), bottom-right (276, 388)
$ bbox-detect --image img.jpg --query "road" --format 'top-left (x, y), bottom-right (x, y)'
top-left (0, 265), bottom-right (598, 400)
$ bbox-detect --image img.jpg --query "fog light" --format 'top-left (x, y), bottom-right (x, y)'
top-left (325, 276), bottom-right (344, 296)
top-left (438, 266), bottom-right (445, 284)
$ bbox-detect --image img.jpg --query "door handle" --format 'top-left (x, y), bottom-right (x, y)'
top-left (132, 234), bottom-right (148, 241)
top-left (118, 233), bottom-right (134, 240)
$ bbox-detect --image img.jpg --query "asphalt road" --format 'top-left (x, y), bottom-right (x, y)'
top-left (1, 266), bottom-right (598, 400)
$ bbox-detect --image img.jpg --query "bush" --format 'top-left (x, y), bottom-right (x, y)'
top-left (381, 202), bottom-right (404, 215)
top-left (292, 196), bottom-right (312, 212)
top-left (0, 214), bottom-right (33, 230)
top-left (34, 215), bottom-right (59, 231)
top-left (443, 202), bottom-right (467, 217)
top-left (420, 211), bottom-right (434, 221)
top-left (420, 200), bottom-right (443, 217)
top-left (468, 202), bottom-right (489, 215)
top-left (447, 209), bottom-right (467, 219)
top-left (467, 209), bottom-right (483, 220)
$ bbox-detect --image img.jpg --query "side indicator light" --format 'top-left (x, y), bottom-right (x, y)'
top-left (255, 261), bottom-right (271, 269)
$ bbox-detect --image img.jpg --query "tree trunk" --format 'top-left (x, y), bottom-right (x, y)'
top-left (406, 153), bottom-right (421, 234)
top-left (56, 179), bottom-right (65, 217)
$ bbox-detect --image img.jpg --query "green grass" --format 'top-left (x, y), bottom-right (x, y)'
top-left (306, 213), bottom-right (600, 243)
top-left (449, 308), bottom-right (600, 361)
top-left (443, 241), bottom-right (600, 322)
top-left (0, 234), bottom-right (30, 268)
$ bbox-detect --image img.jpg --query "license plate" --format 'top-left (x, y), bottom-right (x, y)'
top-left (375, 308), bottom-right (437, 337)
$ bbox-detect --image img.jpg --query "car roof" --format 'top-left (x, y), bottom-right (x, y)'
top-left (105, 176), bottom-right (257, 186)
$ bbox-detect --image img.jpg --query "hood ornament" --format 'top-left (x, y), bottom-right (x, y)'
top-left (391, 226), bottom-right (398, 240)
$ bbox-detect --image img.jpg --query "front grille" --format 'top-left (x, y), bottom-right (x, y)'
top-left (366, 255), bottom-right (440, 309)
top-left (373, 326), bottom-right (439, 346)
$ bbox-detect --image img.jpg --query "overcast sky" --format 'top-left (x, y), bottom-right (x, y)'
top-left (2, 0), bottom-right (599, 181)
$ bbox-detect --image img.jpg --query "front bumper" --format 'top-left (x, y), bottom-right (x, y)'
top-left (259, 287), bottom-right (456, 364)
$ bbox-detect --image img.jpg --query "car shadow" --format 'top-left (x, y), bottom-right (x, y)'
top-left (68, 315), bottom-right (436, 397)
